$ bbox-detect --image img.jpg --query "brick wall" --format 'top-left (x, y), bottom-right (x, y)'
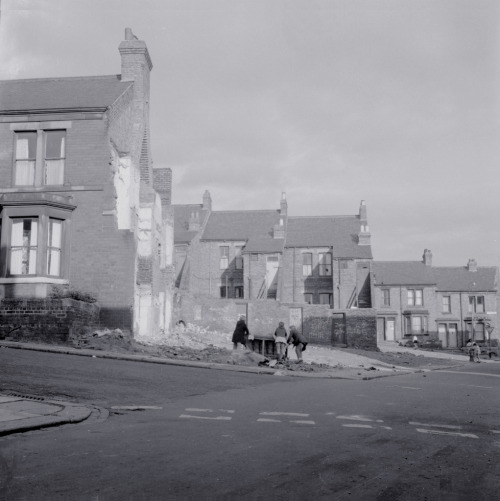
top-left (0, 298), bottom-right (99, 343)
top-left (174, 293), bottom-right (377, 349)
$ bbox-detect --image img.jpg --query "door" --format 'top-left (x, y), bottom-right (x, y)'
top-left (377, 318), bottom-right (385, 342)
top-left (386, 320), bottom-right (395, 341)
top-left (448, 324), bottom-right (458, 348)
top-left (438, 324), bottom-right (447, 347)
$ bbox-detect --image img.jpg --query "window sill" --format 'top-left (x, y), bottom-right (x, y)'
top-left (0, 277), bottom-right (68, 285)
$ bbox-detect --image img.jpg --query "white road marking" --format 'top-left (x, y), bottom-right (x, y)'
top-left (380, 426), bottom-right (393, 430)
top-left (185, 408), bottom-right (214, 412)
top-left (489, 430), bottom-right (500, 434)
top-left (437, 371), bottom-right (500, 378)
top-left (260, 412), bottom-right (310, 417)
top-left (460, 384), bottom-right (493, 389)
top-left (416, 428), bottom-right (478, 439)
top-left (111, 406), bottom-right (162, 410)
top-left (290, 420), bottom-right (316, 425)
top-left (220, 409), bottom-right (235, 413)
top-left (342, 424), bottom-right (373, 429)
top-left (257, 418), bottom-right (281, 423)
top-left (409, 421), bottom-right (462, 430)
top-left (337, 415), bottom-right (377, 422)
top-left (390, 386), bottom-right (422, 390)
top-left (180, 414), bottom-right (231, 421)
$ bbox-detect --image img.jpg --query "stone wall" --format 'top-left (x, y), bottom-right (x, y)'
top-left (0, 298), bottom-right (100, 344)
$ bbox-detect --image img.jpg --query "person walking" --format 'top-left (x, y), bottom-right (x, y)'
top-left (273, 321), bottom-right (288, 362)
top-left (288, 325), bottom-right (308, 363)
top-left (232, 315), bottom-right (249, 350)
top-left (473, 342), bottom-right (481, 363)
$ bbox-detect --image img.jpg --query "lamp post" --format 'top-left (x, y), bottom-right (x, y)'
top-left (469, 281), bottom-right (476, 342)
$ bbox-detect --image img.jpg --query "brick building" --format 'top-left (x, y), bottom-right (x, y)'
top-left (372, 250), bottom-right (499, 348)
top-left (0, 29), bottom-right (174, 340)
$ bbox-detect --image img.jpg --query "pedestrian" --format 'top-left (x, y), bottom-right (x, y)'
top-left (232, 315), bottom-right (249, 350)
top-left (473, 342), bottom-right (481, 363)
top-left (288, 325), bottom-right (308, 363)
top-left (413, 335), bottom-right (418, 349)
top-left (466, 339), bottom-right (474, 362)
top-left (273, 321), bottom-right (288, 362)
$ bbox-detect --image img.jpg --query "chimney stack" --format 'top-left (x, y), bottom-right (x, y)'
top-left (202, 190), bottom-right (212, 211)
top-left (188, 211), bottom-right (200, 232)
top-left (280, 192), bottom-right (288, 216)
top-left (467, 258), bottom-right (477, 272)
top-left (422, 249), bottom-right (433, 266)
top-left (358, 200), bottom-right (371, 246)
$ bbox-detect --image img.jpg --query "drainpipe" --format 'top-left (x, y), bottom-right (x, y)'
top-left (399, 286), bottom-right (403, 339)
top-left (293, 248), bottom-right (296, 303)
top-left (208, 244), bottom-right (212, 295)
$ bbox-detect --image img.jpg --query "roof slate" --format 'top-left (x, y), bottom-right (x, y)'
top-left (0, 75), bottom-right (132, 112)
top-left (285, 216), bottom-right (372, 258)
top-left (173, 205), bottom-right (209, 244)
top-left (201, 210), bottom-right (280, 242)
top-left (372, 261), bottom-right (498, 291)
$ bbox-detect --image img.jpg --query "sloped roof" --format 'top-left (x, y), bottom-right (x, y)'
top-left (243, 237), bottom-right (284, 253)
top-left (285, 216), bottom-right (372, 258)
top-left (0, 75), bottom-right (132, 113)
top-left (201, 210), bottom-right (280, 242)
top-left (173, 204), bottom-right (209, 244)
top-left (373, 261), bottom-right (498, 291)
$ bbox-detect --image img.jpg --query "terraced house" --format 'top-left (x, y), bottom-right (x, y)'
top-left (372, 250), bottom-right (499, 349)
top-left (0, 29), bottom-right (174, 340)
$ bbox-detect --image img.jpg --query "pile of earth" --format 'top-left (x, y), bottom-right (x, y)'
top-left (68, 324), bottom-right (459, 371)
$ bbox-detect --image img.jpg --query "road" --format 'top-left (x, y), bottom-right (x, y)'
top-left (0, 348), bottom-right (499, 500)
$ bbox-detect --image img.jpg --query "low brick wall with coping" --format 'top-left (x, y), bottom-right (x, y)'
top-left (0, 298), bottom-right (100, 344)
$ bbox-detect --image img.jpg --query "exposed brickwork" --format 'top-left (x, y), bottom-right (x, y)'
top-left (0, 298), bottom-right (99, 343)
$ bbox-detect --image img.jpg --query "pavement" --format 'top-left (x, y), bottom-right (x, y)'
top-left (0, 339), bottom-right (489, 437)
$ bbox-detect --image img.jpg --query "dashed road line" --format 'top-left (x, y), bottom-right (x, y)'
top-left (342, 424), bottom-right (373, 429)
top-left (180, 414), bottom-right (232, 421)
top-left (260, 412), bottom-right (310, 417)
top-left (416, 428), bottom-right (478, 439)
top-left (290, 420), bottom-right (316, 425)
top-left (489, 430), bottom-right (500, 434)
top-left (409, 421), bottom-right (462, 430)
top-left (336, 415), bottom-right (381, 422)
top-left (180, 408), bottom-right (234, 421)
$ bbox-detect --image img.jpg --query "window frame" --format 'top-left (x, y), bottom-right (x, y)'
top-left (0, 197), bottom-right (74, 281)
top-left (234, 286), bottom-right (244, 298)
top-left (302, 252), bottom-right (313, 276)
top-left (303, 293), bottom-right (313, 304)
top-left (13, 128), bottom-right (67, 188)
top-left (319, 293), bottom-right (332, 306)
top-left (318, 252), bottom-right (332, 276)
top-left (234, 245), bottom-right (243, 270)
top-left (407, 289), bottom-right (423, 306)
top-left (468, 295), bottom-right (485, 313)
top-left (442, 295), bottom-right (451, 313)
top-left (405, 314), bottom-right (428, 335)
top-left (219, 246), bottom-right (229, 270)
top-left (382, 289), bottom-right (390, 306)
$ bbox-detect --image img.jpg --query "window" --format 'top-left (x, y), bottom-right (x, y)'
top-left (302, 253), bottom-right (312, 276)
top-left (304, 293), bottom-right (313, 304)
top-left (1, 193), bottom-right (75, 279)
top-left (382, 289), bottom-right (390, 306)
top-left (319, 293), bottom-right (332, 306)
top-left (250, 253), bottom-right (258, 262)
top-left (318, 253), bottom-right (332, 276)
top-left (220, 286), bottom-right (227, 298)
top-left (442, 296), bottom-right (451, 313)
top-left (235, 246), bottom-right (243, 270)
top-left (405, 315), bottom-right (428, 334)
top-left (10, 218), bottom-right (38, 275)
top-left (234, 286), bottom-right (244, 298)
top-left (407, 289), bottom-right (423, 306)
top-left (219, 246), bottom-right (229, 269)
top-left (14, 130), bottom-right (66, 186)
top-left (469, 295), bottom-right (485, 313)
top-left (474, 322), bottom-right (485, 342)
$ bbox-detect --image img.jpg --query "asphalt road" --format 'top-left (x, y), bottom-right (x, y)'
top-left (1, 348), bottom-right (499, 500)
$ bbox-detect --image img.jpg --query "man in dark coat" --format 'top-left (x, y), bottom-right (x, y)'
top-left (232, 316), bottom-right (249, 349)
top-left (288, 325), bottom-right (308, 363)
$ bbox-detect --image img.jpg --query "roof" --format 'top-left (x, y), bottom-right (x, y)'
top-left (173, 205), bottom-right (209, 245)
top-left (201, 210), bottom-right (280, 242)
top-left (373, 261), bottom-right (498, 291)
top-left (243, 237), bottom-right (284, 253)
top-left (0, 75), bottom-right (132, 113)
top-left (285, 216), bottom-right (373, 259)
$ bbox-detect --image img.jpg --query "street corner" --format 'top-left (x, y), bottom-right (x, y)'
top-left (0, 393), bottom-right (94, 437)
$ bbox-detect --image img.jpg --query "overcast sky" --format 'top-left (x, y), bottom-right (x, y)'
top-left (1, 0), bottom-right (499, 268)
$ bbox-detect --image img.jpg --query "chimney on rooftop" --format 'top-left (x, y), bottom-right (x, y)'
top-left (202, 190), bottom-right (212, 211)
top-left (358, 200), bottom-right (371, 246)
top-left (422, 249), bottom-right (433, 266)
top-left (280, 192), bottom-right (288, 216)
top-left (188, 211), bottom-right (200, 232)
top-left (467, 258), bottom-right (478, 272)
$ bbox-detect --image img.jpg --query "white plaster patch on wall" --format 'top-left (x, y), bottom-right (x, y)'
top-left (113, 154), bottom-right (132, 230)
top-left (138, 207), bottom-right (152, 256)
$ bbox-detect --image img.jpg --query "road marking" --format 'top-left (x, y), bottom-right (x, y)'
top-left (290, 420), bottom-right (316, 425)
top-left (489, 430), bottom-right (500, 434)
top-left (416, 428), bottom-right (478, 439)
top-left (180, 414), bottom-right (231, 421)
top-left (460, 384), bottom-right (493, 389)
top-left (337, 415), bottom-right (379, 422)
top-left (409, 421), bottom-right (462, 430)
top-left (342, 424), bottom-right (373, 429)
top-left (390, 386), bottom-right (422, 390)
top-left (260, 412), bottom-right (310, 417)
top-left (380, 426), bottom-right (393, 430)
top-left (437, 371), bottom-right (500, 378)
top-left (257, 418), bottom-right (281, 423)
top-left (111, 406), bottom-right (162, 410)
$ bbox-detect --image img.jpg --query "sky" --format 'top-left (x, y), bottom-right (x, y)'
top-left (1, 0), bottom-right (499, 268)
